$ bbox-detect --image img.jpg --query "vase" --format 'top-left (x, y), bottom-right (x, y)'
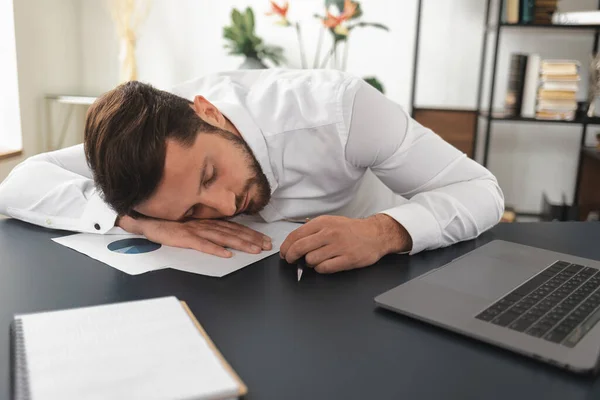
top-left (109, 0), bottom-right (152, 83)
top-left (239, 57), bottom-right (267, 69)
top-left (119, 35), bottom-right (137, 83)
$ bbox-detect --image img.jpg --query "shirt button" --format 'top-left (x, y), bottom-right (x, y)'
top-left (45, 219), bottom-right (52, 226)
top-left (94, 223), bottom-right (101, 231)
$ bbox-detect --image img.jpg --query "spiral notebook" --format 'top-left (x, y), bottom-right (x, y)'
top-left (10, 297), bottom-right (247, 400)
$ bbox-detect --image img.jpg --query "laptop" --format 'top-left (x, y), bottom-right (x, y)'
top-left (374, 240), bottom-right (600, 374)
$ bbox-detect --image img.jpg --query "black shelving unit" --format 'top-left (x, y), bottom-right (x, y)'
top-left (480, 110), bottom-right (600, 125)
top-left (495, 23), bottom-right (600, 30)
top-left (476, 0), bottom-right (600, 208)
top-left (409, 0), bottom-right (423, 118)
top-left (409, 0), bottom-right (600, 217)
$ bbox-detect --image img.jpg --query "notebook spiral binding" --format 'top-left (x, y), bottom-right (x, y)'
top-left (11, 318), bottom-right (31, 400)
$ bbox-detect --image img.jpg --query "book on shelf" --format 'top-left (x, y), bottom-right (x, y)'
top-left (505, 0), bottom-right (520, 24)
top-left (521, 0), bottom-right (535, 23)
top-left (521, 53), bottom-right (541, 117)
top-left (540, 74), bottom-right (581, 82)
top-left (537, 90), bottom-right (576, 100)
top-left (540, 60), bottom-right (581, 75)
top-left (537, 99), bottom-right (578, 110)
top-left (540, 82), bottom-right (579, 91)
top-left (535, 110), bottom-right (576, 120)
top-left (502, 0), bottom-right (559, 25)
top-left (504, 53), bottom-right (528, 117)
top-left (552, 10), bottom-right (600, 25)
top-left (534, 0), bottom-right (559, 24)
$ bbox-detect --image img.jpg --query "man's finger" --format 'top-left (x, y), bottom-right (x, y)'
top-left (314, 256), bottom-right (349, 274)
top-left (207, 219), bottom-right (271, 242)
top-left (199, 223), bottom-right (272, 250)
top-left (183, 236), bottom-right (232, 258)
top-left (196, 229), bottom-right (263, 254)
top-left (284, 233), bottom-right (329, 264)
top-left (304, 245), bottom-right (339, 267)
top-left (280, 220), bottom-right (324, 257)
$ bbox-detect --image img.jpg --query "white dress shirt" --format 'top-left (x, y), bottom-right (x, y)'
top-left (0, 69), bottom-right (504, 254)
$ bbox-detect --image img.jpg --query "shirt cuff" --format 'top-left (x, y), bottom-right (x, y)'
top-left (379, 202), bottom-right (442, 255)
top-left (79, 191), bottom-right (118, 234)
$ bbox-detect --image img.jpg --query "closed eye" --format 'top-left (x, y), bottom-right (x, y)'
top-left (204, 166), bottom-right (218, 187)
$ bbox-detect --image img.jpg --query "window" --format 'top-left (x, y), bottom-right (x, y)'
top-left (0, 0), bottom-right (22, 155)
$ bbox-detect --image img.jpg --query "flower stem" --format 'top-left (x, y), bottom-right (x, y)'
top-left (294, 22), bottom-right (307, 69)
top-left (320, 44), bottom-right (336, 69)
top-left (313, 25), bottom-right (324, 69)
top-left (342, 38), bottom-right (349, 71)
top-left (333, 44), bottom-right (338, 69)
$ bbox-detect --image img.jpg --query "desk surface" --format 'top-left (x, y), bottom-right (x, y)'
top-left (1, 220), bottom-right (600, 400)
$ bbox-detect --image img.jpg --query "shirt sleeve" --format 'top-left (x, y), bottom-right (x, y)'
top-left (342, 79), bottom-right (505, 254)
top-left (0, 144), bottom-right (119, 234)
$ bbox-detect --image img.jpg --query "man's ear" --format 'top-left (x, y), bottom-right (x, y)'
top-left (192, 95), bottom-right (227, 129)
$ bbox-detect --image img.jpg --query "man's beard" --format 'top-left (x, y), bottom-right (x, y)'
top-left (217, 130), bottom-right (271, 215)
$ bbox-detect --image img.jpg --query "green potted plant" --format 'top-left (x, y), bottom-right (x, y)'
top-left (223, 7), bottom-right (285, 69)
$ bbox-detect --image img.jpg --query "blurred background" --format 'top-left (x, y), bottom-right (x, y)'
top-left (1, 0), bottom-right (599, 222)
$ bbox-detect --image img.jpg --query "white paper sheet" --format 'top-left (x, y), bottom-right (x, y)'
top-left (52, 216), bottom-right (299, 276)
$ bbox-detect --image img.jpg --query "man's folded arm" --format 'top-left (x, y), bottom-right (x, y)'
top-left (0, 144), bottom-right (118, 233)
top-left (343, 80), bottom-right (505, 254)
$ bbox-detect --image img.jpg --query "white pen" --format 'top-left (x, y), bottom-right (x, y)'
top-left (284, 217), bottom-right (312, 282)
top-left (297, 257), bottom-right (307, 282)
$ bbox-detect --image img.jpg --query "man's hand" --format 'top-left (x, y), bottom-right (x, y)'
top-left (279, 214), bottom-right (412, 274)
top-left (117, 215), bottom-right (272, 258)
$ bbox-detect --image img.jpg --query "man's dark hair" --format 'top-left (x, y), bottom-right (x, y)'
top-left (84, 81), bottom-right (216, 217)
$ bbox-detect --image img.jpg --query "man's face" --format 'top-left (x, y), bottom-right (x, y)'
top-left (135, 129), bottom-right (271, 221)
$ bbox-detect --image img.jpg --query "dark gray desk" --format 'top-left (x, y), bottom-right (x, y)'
top-left (1, 219), bottom-right (600, 400)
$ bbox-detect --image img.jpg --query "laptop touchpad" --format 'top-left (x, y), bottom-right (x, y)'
top-left (420, 254), bottom-right (538, 301)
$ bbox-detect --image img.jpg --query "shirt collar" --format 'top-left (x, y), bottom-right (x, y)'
top-left (211, 100), bottom-right (279, 195)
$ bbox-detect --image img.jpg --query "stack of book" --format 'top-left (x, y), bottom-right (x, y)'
top-left (503, 54), bottom-right (580, 121)
top-left (504, 0), bottom-right (559, 24)
top-left (536, 60), bottom-right (580, 120)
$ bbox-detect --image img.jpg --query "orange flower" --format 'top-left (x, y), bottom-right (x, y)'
top-left (323, 0), bottom-right (357, 29)
top-left (266, 1), bottom-right (289, 19)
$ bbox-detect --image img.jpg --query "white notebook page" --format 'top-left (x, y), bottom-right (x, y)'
top-left (17, 297), bottom-right (239, 400)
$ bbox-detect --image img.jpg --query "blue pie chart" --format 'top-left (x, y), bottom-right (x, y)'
top-left (107, 238), bottom-right (161, 254)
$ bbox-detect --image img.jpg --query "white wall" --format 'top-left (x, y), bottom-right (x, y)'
top-left (415, 0), bottom-right (487, 108)
top-left (0, 0), bottom-right (23, 153)
top-left (0, 0), bottom-right (84, 179)
top-left (79, 0), bottom-right (415, 106)
top-left (2, 0), bottom-right (598, 213)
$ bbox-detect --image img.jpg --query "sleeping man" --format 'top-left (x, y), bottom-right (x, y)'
top-left (0, 69), bottom-right (504, 273)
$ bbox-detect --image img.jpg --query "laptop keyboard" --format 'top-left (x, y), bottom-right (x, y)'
top-left (476, 261), bottom-right (600, 347)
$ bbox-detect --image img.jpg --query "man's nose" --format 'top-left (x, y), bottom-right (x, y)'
top-left (199, 187), bottom-right (237, 217)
